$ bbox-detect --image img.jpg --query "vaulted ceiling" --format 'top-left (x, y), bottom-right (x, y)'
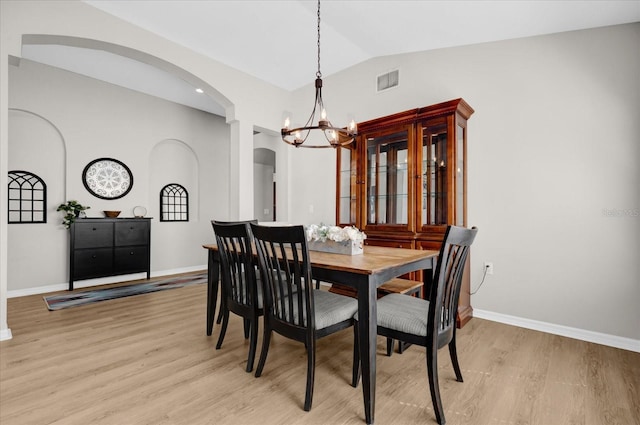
top-left (20, 1), bottom-right (640, 115)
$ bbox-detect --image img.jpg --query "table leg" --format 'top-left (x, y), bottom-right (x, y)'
top-left (206, 250), bottom-right (220, 336)
top-left (358, 279), bottom-right (377, 425)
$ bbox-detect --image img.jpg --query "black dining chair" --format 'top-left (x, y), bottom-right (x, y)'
top-left (211, 221), bottom-right (262, 373)
top-left (211, 219), bottom-right (258, 327)
top-left (353, 225), bottom-right (478, 425)
top-left (250, 223), bottom-right (359, 412)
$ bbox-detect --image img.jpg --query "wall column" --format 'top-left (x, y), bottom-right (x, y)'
top-left (0, 18), bottom-right (15, 340)
top-left (228, 118), bottom-right (254, 220)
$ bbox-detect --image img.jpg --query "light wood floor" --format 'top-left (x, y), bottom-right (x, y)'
top-left (1, 273), bottom-right (639, 425)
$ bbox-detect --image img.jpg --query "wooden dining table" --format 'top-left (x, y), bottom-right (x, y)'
top-left (203, 243), bottom-right (438, 425)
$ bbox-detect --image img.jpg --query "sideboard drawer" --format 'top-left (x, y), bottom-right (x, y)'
top-left (114, 246), bottom-right (149, 274)
top-left (115, 221), bottom-right (150, 246)
top-left (73, 248), bottom-right (113, 279)
top-left (74, 222), bottom-right (113, 248)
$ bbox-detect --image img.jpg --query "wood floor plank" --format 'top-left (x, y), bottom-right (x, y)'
top-left (2, 274), bottom-right (639, 425)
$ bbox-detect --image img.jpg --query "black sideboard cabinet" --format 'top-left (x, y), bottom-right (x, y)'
top-left (69, 218), bottom-right (151, 290)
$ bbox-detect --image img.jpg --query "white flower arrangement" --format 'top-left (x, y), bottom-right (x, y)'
top-left (305, 224), bottom-right (366, 245)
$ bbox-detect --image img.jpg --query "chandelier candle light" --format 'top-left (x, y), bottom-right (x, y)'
top-left (281, 0), bottom-right (357, 148)
top-left (305, 224), bottom-right (366, 255)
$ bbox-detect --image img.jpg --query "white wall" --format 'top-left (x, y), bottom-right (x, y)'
top-left (7, 59), bottom-right (229, 291)
top-left (288, 23), bottom-right (640, 343)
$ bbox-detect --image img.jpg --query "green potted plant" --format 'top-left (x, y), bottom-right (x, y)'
top-left (57, 200), bottom-right (90, 229)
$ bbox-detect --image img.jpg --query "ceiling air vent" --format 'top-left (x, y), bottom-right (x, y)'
top-left (377, 70), bottom-right (399, 92)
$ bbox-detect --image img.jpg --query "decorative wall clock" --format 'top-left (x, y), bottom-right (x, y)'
top-left (82, 157), bottom-right (133, 200)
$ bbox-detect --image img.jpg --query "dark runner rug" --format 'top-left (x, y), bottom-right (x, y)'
top-left (44, 273), bottom-right (207, 311)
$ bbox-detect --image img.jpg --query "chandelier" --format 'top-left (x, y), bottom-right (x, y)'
top-left (281, 0), bottom-right (357, 148)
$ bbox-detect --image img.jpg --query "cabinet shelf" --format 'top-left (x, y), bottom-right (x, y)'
top-left (368, 194), bottom-right (409, 199)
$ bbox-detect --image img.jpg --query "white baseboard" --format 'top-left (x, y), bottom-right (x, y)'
top-left (6, 265), bottom-right (207, 298)
top-left (473, 309), bottom-right (640, 353)
top-left (0, 328), bottom-right (12, 341)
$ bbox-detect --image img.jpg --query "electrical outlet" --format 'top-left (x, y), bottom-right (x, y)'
top-left (484, 262), bottom-right (494, 275)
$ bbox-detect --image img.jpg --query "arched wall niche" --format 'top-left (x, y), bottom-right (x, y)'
top-left (149, 138), bottom-right (199, 221)
top-left (7, 108), bottom-right (68, 291)
top-left (149, 138), bottom-right (203, 271)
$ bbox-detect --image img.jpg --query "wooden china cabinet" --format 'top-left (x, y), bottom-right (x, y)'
top-left (336, 98), bottom-right (474, 327)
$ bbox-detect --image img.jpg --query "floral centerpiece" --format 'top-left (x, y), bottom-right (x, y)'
top-left (305, 224), bottom-right (366, 255)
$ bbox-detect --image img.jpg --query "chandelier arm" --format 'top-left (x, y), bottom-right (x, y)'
top-left (301, 83), bottom-right (322, 129)
top-left (301, 103), bottom-right (318, 130)
top-left (297, 79), bottom-right (324, 131)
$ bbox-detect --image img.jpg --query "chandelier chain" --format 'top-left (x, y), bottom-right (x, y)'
top-left (316, 0), bottom-right (321, 78)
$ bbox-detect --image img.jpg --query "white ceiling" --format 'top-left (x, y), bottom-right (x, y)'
top-left (20, 0), bottom-right (640, 116)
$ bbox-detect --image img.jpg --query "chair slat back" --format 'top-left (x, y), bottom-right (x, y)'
top-left (251, 224), bottom-right (315, 331)
top-left (429, 226), bottom-right (478, 346)
top-left (212, 222), bottom-right (258, 310)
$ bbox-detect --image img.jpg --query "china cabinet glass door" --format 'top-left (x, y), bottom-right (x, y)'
top-left (417, 114), bottom-right (467, 230)
top-left (336, 145), bottom-right (358, 226)
top-left (364, 125), bottom-right (413, 231)
top-left (420, 118), bottom-right (449, 226)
